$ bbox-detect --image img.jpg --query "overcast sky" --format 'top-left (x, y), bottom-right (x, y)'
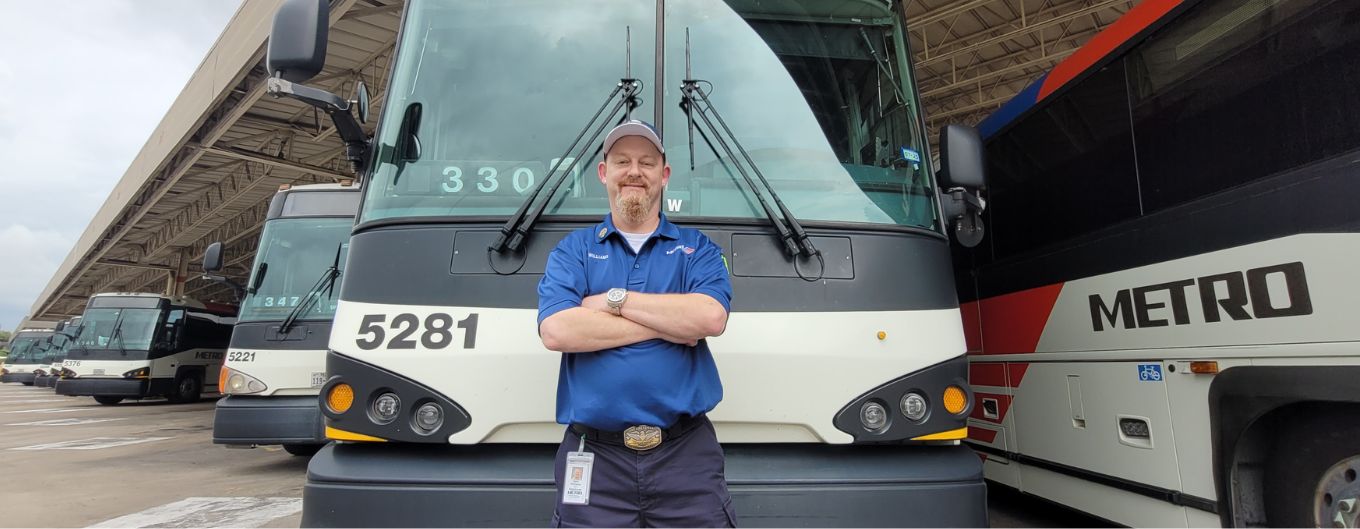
top-left (0, 0), bottom-right (243, 332)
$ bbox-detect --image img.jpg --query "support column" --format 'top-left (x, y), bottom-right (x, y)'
top-left (175, 247), bottom-right (191, 298)
top-left (164, 248), bottom-right (191, 298)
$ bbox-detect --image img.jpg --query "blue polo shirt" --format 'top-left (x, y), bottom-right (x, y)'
top-left (537, 214), bottom-right (732, 431)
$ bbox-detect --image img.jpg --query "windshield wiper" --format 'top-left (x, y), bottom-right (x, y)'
top-left (490, 29), bottom-right (644, 255)
top-left (278, 245), bottom-right (343, 334)
top-left (679, 29), bottom-right (818, 260)
top-left (110, 325), bottom-right (128, 357)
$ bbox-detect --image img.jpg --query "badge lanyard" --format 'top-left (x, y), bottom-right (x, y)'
top-left (562, 434), bottom-right (595, 505)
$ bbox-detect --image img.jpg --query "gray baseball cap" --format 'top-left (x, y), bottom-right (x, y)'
top-left (602, 120), bottom-right (664, 155)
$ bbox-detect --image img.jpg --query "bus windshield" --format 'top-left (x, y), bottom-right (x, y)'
top-left (75, 308), bottom-right (162, 352)
top-left (363, 0), bottom-right (938, 230)
top-left (238, 217), bottom-right (352, 323)
top-left (7, 335), bottom-right (50, 362)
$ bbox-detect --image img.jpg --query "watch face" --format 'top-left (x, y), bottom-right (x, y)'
top-left (608, 289), bottom-right (626, 303)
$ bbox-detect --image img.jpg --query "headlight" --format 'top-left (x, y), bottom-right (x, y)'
top-left (860, 401), bottom-right (889, 432)
top-left (900, 392), bottom-right (928, 421)
top-left (371, 393), bottom-right (401, 424)
top-left (221, 367), bottom-right (267, 395)
top-left (413, 402), bottom-right (443, 433)
top-left (122, 367), bottom-right (149, 379)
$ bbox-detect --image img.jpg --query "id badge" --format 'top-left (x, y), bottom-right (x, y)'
top-left (562, 451), bottom-right (595, 505)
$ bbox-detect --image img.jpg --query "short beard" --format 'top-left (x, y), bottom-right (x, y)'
top-left (616, 193), bottom-right (650, 225)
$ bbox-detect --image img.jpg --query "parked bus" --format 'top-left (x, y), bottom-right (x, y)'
top-left (33, 317), bottom-right (82, 388)
top-left (955, 0), bottom-right (1360, 526)
top-left (206, 183), bottom-right (360, 456)
top-left (0, 329), bottom-right (56, 386)
top-left (262, 0), bottom-right (991, 526)
top-left (56, 293), bottom-right (236, 405)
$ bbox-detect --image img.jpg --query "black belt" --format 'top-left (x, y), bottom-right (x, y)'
top-left (571, 414), bottom-right (707, 451)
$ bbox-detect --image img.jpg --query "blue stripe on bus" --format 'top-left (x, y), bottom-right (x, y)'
top-left (978, 74), bottom-right (1046, 139)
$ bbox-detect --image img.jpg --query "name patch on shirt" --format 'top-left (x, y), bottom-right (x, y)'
top-left (587, 252), bottom-right (610, 260)
top-left (665, 244), bottom-right (696, 255)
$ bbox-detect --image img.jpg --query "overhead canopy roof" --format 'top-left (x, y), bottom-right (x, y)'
top-left (24, 0), bottom-right (1132, 324)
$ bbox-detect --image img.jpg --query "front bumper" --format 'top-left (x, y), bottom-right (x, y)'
top-left (33, 374), bottom-right (57, 388)
top-left (1, 372), bottom-right (36, 384)
top-left (213, 395), bottom-right (326, 446)
top-left (302, 442), bottom-right (986, 527)
top-left (55, 378), bottom-right (170, 397)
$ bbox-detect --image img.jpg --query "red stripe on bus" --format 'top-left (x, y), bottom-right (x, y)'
top-left (970, 363), bottom-right (1007, 387)
top-left (975, 283), bottom-right (1064, 355)
top-left (1038, 0), bottom-right (1184, 101)
top-left (1007, 363), bottom-right (1031, 387)
top-left (968, 426), bottom-right (1000, 444)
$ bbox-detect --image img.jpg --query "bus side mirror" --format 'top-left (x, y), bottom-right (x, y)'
top-left (937, 124), bottom-right (988, 248)
top-left (267, 0), bottom-right (329, 83)
top-left (203, 242), bottom-right (225, 273)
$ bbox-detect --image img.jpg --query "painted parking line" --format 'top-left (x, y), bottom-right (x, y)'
top-left (88, 497), bottom-right (303, 528)
top-left (3, 407), bottom-right (84, 414)
top-left (7, 417), bottom-right (128, 426)
top-left (9, 437), bottom-right (172, 451)
top-left (5, 399), bottom-right (70, 404)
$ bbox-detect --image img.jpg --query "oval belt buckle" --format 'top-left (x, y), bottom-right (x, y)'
top-left (623, 425), bottom-right (663, 451)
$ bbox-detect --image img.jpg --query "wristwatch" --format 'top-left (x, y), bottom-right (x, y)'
top-left (606, 288), bottom-right (628, 315)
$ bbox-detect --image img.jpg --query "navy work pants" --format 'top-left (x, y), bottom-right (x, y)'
top-left (551, 417), bottom-right (736, 528)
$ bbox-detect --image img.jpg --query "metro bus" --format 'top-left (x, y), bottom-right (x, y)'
top-left (208, 183), bottom-right (360, 456)
top-left (56, 293), bottom-right (236, 405)
top-left (33, 317), bottom-right (82, 388)
top-left (262, 0), bottom-right (992, 526)
top-left (0, 329), bottom-right (56, 386)
top-left (954, 0), bottom-right (1360, 527)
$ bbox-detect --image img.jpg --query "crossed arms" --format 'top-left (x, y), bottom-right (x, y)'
top-left (539, 293), bottom-right (728, 353)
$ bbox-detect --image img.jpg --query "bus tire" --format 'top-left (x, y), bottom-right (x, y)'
top-left (1265, 412), bottom-right (1360, 527)
top-left (168, 371), bottom-right (203, 404)
top-left (22, 382), bottom-right (34, 386)
top-left (94, 396), bottom-right (123, 405)
top-left (283, 444), bottom-right (323, 457)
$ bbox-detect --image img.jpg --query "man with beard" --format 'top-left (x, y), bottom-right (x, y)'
top-left (537, 120), bottom-right (736, 527)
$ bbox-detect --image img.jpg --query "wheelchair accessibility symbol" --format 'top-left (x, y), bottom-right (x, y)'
top-left (1138, 364), bottom-right (1163, 382)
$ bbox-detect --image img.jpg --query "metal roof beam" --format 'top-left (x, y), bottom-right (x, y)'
top-left (200, 146), bottom-right (350, 181)
top-left (918, 0), bottom-right (1125, 69)
top-left (908, 0), bottom-right (1000, 31)
top-left (94, 260), bottom-right (173, 272)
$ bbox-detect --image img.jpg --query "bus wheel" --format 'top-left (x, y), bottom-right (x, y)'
top-left (22, 382), bottom-right (34, 386)
top-left (168, 372), bottom-right (203, 404)
top-left (1267, 416), bottom-right (1360, 527)
top-left (283, 444), bottom-right (323, 457)
top-left (93, 396), bottom-right (123, 405)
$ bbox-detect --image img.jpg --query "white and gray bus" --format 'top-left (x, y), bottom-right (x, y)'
top-left (955, 0), bottom-right (1360, 526)
top-left (1, 329), bottom-right (56, 386)
top-left (207, 183), bottom-right (360, 456)
top-left (33, 317), bottom-right (81, 388)
top-left (265, 0), bottom-right (991, 525)
top-left (56, 293), bottom-right (236, 405)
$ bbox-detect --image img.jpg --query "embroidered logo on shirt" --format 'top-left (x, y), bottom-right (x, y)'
top-left (665, 244), bottom-right (696, 255)
top-left (588, 252), bottom-right (610, 260)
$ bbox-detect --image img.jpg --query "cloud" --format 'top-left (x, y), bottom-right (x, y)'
top-left (0, 0), bottom-right (242, 330)
top-left (0, 225), bottom-right (73, 329)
